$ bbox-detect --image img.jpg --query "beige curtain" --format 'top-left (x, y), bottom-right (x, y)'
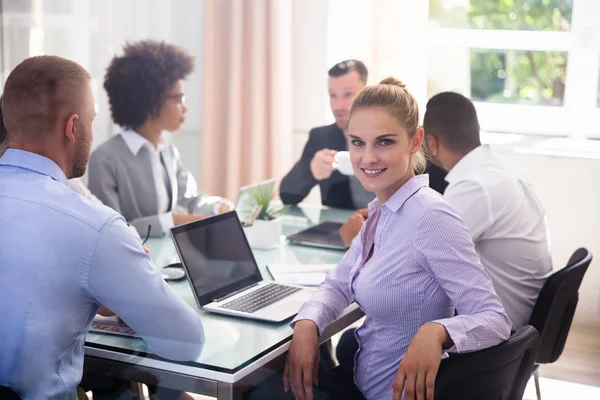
top-left (201, 0), bottom-right (292, 200)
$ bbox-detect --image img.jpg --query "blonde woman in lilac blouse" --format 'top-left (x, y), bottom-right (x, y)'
top-left (284, 78), bottom-right (511, 400)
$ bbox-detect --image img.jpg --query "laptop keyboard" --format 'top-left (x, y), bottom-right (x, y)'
top-left (219, 283), bottom-right (302, 314)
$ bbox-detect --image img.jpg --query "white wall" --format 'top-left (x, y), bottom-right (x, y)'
top-left (0, 0), bottom-right (205, 181)
top-left (291, 0), bottom-right (330, 137)
top-left (290, 0), bottom-right (330, 204)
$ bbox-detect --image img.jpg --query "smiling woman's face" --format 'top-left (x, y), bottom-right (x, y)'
top-left (348, 107), bottom-right (422, 204)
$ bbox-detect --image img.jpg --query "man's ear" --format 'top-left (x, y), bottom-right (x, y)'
top-left (425, 133), bottom-right (439, 156)
top-left (64, 113), bottom-right (79, 144)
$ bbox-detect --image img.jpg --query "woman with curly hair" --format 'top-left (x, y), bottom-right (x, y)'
top-left (88, 40), bottom-right (232, 237)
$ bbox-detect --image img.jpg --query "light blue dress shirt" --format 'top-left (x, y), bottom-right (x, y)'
top-left (0, 149), bottom-right (205, 400)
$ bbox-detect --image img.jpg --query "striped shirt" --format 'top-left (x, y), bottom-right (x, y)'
top-left (292, 174), bottom-right (511, 399)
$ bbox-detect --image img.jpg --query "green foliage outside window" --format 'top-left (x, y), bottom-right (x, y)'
top-left (429, 0), bottom-right (572, 106)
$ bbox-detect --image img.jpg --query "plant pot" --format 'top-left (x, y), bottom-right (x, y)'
top-left (243, 217), bottom-right (282, 250)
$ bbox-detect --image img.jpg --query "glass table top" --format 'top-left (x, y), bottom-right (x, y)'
top-left (85, 204), bottom-right (354, 373)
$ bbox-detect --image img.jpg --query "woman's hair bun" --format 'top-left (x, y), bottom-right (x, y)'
top-left (379, 76), bottom-right (406, 89)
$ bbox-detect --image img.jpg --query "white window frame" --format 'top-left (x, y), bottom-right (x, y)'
top-left (427, 0), bottom-right (600, 138)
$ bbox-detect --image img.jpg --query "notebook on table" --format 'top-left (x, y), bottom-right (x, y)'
top-left (286, 222), bottom-right (347, 250)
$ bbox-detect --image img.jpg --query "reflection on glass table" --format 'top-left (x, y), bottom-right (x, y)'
top-left (85, 204), bottom-right (357, 372)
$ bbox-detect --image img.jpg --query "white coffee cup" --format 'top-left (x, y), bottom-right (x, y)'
top-left (333, 151), bottom-right (354, 176)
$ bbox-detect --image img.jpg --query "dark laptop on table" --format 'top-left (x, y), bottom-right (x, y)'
top-left (170, 211), bottom-right (312, 322)
top-left (287, 221), bottom-right (347, 250)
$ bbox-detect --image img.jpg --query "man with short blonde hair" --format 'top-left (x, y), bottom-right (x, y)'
top-left (0, 55), bottom-right (205, 399)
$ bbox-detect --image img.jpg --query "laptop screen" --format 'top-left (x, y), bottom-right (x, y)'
top-left (170, 211), bottom-right (262, 306)
top-left (235, 179), bottom-right (276, 215)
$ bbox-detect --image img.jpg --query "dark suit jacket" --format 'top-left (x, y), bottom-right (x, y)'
top-left (280, 124), bottom-right (357, 209)
top-left (279, 123), bottom-right (448, 210)
top-left (426, 161), bottom-right (449, 195)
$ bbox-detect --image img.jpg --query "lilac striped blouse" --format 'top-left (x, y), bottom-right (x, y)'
top-left (292, 174), bottom-right (511, 399)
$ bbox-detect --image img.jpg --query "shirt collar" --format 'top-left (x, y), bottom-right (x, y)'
top-left (0, 149), bottom-right (68, 185)
top-left (119, 128), bottom-right (169, 156)
top-left (445, 145), bottom-right (491, 185)
top-left (367, 174), bottom-right (430, 214)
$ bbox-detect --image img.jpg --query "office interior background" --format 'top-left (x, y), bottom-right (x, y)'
top-left (1, 0), bottom-right (600, 398)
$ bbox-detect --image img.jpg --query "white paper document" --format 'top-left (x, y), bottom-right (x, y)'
top-left (267, 264), bottom-right (336, 287)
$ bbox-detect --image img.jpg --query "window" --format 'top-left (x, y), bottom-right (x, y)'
top-left (1, 0), bottom-right (205, 159)
top-left (429, 48), bottom-right (568, 106)
top-left (430, 0), bottom-right (573, 32)
top-left (427, 0), bottom-right (600, 138)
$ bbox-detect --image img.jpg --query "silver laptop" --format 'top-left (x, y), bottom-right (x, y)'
top-left (234, 179), bottom-right (276, 217)
top-left (170, 211), bottom-right (312, 322)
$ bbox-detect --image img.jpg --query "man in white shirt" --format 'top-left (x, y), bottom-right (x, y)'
top-left (423, 91), bottom-right (553, 329)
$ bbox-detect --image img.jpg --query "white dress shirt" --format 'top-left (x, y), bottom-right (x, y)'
top-left (120, 129), bottom-right (174, 233)
top-left (444, 145), bottom-right (552, 328)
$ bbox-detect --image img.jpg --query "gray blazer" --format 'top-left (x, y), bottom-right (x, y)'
top-left (88, 135), bottom-right (222, 236)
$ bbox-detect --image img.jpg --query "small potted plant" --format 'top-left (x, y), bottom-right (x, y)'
top-left (242, 184), bottom-right (286, 250)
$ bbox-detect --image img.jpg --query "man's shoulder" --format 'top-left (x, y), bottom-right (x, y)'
top-left (307, 124), bottom-right (345, 149)
top-left (309, 123), bottom-right (342, 136)
top-left (445, 158), bottom-right (533, 215)
top-left (37, 179), bottom-right (121, 231)
top-left (53, 185), bottom-right (121, 231)
top-left (454, 157), bottom-right (523, 190)
top-left (2, 176), bottom-right (121, 237)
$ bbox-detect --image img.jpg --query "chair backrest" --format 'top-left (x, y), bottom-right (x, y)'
top-left (434, 326), bottom-right (540, 400)
top-left (528, 247), bottom-right (592, 364)
top-left (0, 386), bottom-right (21, 400)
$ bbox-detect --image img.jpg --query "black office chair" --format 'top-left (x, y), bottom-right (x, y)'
top-left (434, 325), bottom-right (540, 400)
top-left (0, 386), bottom-right (21, 400)
top-left (527, 247), bottom-right (592, 400)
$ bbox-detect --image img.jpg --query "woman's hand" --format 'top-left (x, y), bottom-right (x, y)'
top-left (391, 322), bottom-right (452, 400)
top-left (283, 320), bottom-right (320, 400)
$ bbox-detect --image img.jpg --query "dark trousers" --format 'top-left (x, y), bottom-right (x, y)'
top-left (78, 374), bottom-right (130, 399)
top-left (248, 364), bottom-right (364, 400)
top-left (80, 339), bottom-right (337, 399)
top-left (79, 373), bottom-right (183, 399)
top-left (336, 328), bottom-right (359, 369)
top-left (319, 339), bottom-right (337, 371)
